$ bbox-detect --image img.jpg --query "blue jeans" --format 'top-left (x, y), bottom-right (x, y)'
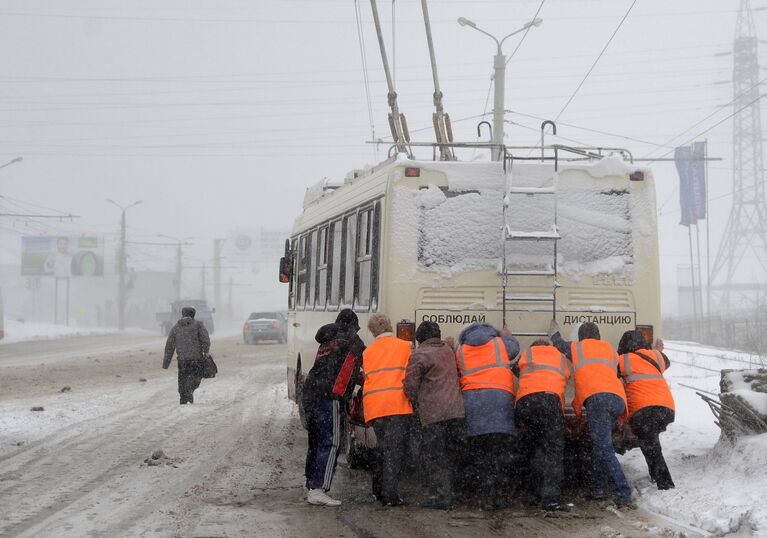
top-left (583, 393), bottom-right (632, 501)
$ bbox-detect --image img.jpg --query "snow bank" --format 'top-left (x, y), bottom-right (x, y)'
top-left (620, 341), bottom-right (767, 537)
top-left (1, 320), bottom-right (116, 344)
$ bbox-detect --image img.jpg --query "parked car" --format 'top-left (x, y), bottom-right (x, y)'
top-left (243, 311), bottom-right (287, 344)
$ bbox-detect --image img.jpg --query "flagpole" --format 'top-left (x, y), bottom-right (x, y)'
top-left (704, 139), bottom-right (711, 340)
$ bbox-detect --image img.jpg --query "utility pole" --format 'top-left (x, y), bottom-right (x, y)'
top-left (710, 0), bottom-right (767, 310)
top-left (107, 199), bottom-right (141, 330)
top-left (157, 234), bottom-right (192, 302)
top-left (213, 238), bottom-right (224, 310)
top-left (201, 264), bottom-right (206, 299)
top-left (228, 275), bottom-right (233, 322)
top-left (175, 242), bottom-right (182, 301)
top-left (118, 210), bottom-right (126, 330)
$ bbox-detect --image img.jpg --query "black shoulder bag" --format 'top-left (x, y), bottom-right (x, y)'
top-left (201, 353), bottom-right (218, 378)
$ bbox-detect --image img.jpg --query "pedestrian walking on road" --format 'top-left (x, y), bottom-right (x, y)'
top-left (550, 321), bottom-right (633, 506)
top-left (302, 310), bottom-right (365, 507)
top-left (617, 330), bottom-right (675, 490)
top-left (363, 313), bottom-right (414, 506)
top-left (513, 338), bottom-right (572, 512)
top-left (162, 306), bottom-right (210, 405)
top-left (456, 322), bottom-right (520, 510)
top-left (403, 321), bottom-right (465, 509)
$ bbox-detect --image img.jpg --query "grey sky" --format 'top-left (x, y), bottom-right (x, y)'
top-left (0, 0), bottom-right (758, 316)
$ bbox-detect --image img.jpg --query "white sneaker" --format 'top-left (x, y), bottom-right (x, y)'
top-left (307, 489), bottom-right (341, 506)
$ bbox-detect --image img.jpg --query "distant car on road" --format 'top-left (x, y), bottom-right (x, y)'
top-left (157, 299), bottom-right (215, 336)
top-left (243, 312), bottom-right (287, 344)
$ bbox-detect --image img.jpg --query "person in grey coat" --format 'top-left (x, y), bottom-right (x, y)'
top-left (403, 321), bottom-right (465, 509)
top-left (163, 306), bottom-right (211, 404)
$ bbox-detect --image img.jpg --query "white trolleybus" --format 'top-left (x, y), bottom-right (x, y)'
top-left (279, 137), bottom-right (661, 413)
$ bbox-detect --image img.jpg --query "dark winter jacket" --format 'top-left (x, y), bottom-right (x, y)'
top-left (163, 316), bottom-right (211, 368)
top-left (457, 323), bottom-right (520, 436)
top-left (403, 337), bottom-right (465, 426)
top-left (302, 323), bottom-right (364, 405)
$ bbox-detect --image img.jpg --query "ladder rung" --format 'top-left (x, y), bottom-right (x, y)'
top-left (508, 186), bottom-right (556, 194)
top-left (504, 225), bottom-right (560, 240)
top-left (503, 270), bottom-right (556, 276)
top-left (510, 331), bottom-right (549, 337)
top-left (506, 231), bottom-right (561, 240)
top-left (506, 295), bottom-right (554, 302)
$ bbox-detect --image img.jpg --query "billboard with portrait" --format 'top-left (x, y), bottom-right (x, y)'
top-left (21, 236), bottom-right (105, 277)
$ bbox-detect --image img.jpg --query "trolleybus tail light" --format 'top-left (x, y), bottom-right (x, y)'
top-left (404, 167), bottom-right (420, 177)
top-left (397, 320), bottom-right (416, 343)
top-left (636, 324), bottom-right (654, 346)
top-left (629, 171), bottom-right (645, 181)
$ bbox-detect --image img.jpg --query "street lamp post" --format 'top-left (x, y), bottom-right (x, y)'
top-left (458, 17), bottom-right (543, 160)
top-left (106, 199), bottom-right (142, 330)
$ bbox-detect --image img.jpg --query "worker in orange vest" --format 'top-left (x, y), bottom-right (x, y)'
top-left (617, 330), bottom-right (675, 490)
top-left (362, 313), bottom-right (414, 506)
top-left (456, 322), bottom-right (520, 510)
top-left (513, 339), bottom-right (572, 512)
top-left (550, 320), bottom-right (633, 506)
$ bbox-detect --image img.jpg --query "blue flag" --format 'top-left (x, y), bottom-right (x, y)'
top-left (675, 141), bottom-right (706, 226)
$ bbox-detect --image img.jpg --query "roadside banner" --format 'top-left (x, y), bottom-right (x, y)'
top-left (675, 141), bottom-right (707, 226)
top-left (21, 236), bottom-right (105, 277)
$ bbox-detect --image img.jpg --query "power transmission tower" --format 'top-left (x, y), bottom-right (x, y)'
top-left (710, 0), bottom-right (767, 310)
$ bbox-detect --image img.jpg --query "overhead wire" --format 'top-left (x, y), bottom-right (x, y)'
top-left (553, 0), bottom-right (639, 123)
top-left (505, 0), bottom-right (546, 66)
top-left (354, 0), bottom-right (378, 157)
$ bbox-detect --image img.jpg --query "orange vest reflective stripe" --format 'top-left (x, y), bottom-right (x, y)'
top-left (571, 339), bottom-right (627, 418)
top-left (516, 345), bottom-right (570, 409)
top-left (456, 337), bottom-right (515, 395)
top-left (619, 349), bottom-right (675, 417)
top-left (362, 336), bottom-right (413, 422)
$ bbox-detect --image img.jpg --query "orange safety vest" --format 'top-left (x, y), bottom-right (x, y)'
top-left (362, 336), bottom-right (414, 422)
top-left (618, 349), bottom-right (675, 417)
top-left (456, 337), bottom-right (515, 395)
top-left (516, 345), bottom-right (571, 410)
top-left (571, 339), bottom-right (627, 418)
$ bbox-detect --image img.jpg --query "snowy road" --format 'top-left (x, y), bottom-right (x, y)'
top-left (0, 334), bottom-right (702, 537)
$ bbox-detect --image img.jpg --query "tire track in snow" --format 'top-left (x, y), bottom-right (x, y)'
top-left (0, 344), bottom-right (285, 537)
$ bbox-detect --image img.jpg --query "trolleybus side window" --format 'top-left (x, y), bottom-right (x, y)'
top-left (355, 204), bottom-right (378, 311)
top-left (343, 213), bottom-right (357, 307)
top-left (297, 234), bottom-right (309, 308)
top-left (308, 229), bottom-right (318, 309)
top-left (288, 239), bottom-right (296, 310)
top-left (329, 219), bottom-right (343, 309)
top-left (316, 225), bottom-right (329, 310)
top-left (370, 201), bottom-right (381, 311)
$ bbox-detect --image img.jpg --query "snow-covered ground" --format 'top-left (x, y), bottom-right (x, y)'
top-left (624, 340), bottom-right (767, 537)
top-left (1, 319), bottom-right (117, 343)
